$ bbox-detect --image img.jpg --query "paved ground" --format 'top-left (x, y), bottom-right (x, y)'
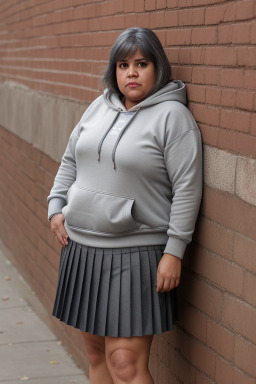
top-left (0, 245), bottom-right (90, 383)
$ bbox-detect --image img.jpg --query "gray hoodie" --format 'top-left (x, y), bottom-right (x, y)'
top-left (47, 80), bottom-right (202, 259)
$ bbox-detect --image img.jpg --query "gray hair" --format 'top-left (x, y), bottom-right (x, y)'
top-left (102, 27), bottom-right (171, 98)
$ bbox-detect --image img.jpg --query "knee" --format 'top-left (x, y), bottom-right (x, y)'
top-left (108, 349), bottom-right (137, 382)
top-left (85, 345), bottom-right (105, 367)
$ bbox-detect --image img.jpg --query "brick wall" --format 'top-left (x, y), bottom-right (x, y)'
top-left (0, 1), bottom-right (256, 383)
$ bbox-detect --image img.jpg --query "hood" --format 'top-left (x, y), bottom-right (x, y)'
top-left (103, 80), bottom-right (187, 111)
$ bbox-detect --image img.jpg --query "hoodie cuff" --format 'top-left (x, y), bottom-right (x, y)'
top-left (48, 198), bottom-right (66, 221)
top-left (164, 237), bottom-right (187, 260)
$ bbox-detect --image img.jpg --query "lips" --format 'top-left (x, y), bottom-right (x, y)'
top-left (126, 82), bottom-right (141, 87)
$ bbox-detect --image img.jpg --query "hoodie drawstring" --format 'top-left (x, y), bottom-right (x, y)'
top-left (112, 109), bottom-right (140, 169)
top-left (97, 109), bottom-right (122, 162)
top-left (97, 108), bottom-right (140, 170)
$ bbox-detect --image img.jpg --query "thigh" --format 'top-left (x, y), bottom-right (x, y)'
top-left (105, 334), bottom-right (154, 365)
top-left (81, 331), bottom-right (106, 354)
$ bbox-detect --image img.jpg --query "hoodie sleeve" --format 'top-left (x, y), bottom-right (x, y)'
top-left (163, 127), bottom-right (203, 259)
top-left (47, 124), bottom-right (81, 220)
top-left (47, 95), bottom-right (105, 220)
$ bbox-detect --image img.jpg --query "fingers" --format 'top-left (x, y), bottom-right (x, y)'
top-left (156, 253), bottom-right (181, 293)
top-left (54, 227), bottom-right (69, 247)
top-left (50, 214), bottom-right (69, 247)
top-left (156, 276), bottom-right (180, 293)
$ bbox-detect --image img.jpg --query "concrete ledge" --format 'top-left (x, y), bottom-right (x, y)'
top-left (0, 81), bottom-right (89, 162)
top-left (204, 145), bottom-right (236, 194)
top-left (236, 158), bottom-right (256, 206)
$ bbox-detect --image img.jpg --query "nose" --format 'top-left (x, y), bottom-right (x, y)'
top-left (127, 64), bottom-right (138, 77)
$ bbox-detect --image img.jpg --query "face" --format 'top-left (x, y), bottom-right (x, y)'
top-left (116, 49), bottom-right (157, 110)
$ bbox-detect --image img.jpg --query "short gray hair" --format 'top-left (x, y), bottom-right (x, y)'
top-left (102, 27), bottom-right (171, 98)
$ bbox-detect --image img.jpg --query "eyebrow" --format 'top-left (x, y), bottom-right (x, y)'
top-left (118, 58), bottom-right (148, 62)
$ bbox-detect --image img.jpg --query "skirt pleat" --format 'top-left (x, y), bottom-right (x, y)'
top-left (52, 240), bottom-right (178, 337)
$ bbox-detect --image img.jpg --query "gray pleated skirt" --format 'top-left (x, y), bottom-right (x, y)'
top-left (52, 240), bottom-right (178, 338)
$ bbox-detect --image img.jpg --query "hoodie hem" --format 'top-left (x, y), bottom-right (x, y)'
top-left (65, 225), bottom-right (169, 249)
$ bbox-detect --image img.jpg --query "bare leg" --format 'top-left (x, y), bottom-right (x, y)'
top-left (81, 331), bottom-right (114, 384)
top-left (105, 334), bottom-right (154, 384)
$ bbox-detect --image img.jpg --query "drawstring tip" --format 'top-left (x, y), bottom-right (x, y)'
top-left (113, 161), bottom-right (116, 170)
top-left (97, 153), bottom-right (100, 162)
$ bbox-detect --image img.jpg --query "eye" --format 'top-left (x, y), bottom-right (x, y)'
top-left (138, 61), bottom-right (147, 67)
top-left (119, 62), bottom-right (128, 68)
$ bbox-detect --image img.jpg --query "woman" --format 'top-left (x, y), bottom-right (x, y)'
top-left (48, 28), bottom-right (202, 384)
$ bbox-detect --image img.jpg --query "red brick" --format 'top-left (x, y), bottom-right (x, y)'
top-left (221, 88), bottom-right (236, 108)
top-left (251, 113), bottom-right (256, 136)
top-left (178, 47), bottom-right (192, 65)
top-left (234, 336), bottom-right (256, 378)
top-left (181, 270), bottom-right (223, 320)
top-left (196, 371), bottom-right (213, 384)
top-left (199, 124), bottom-right (218, 147)
top-left (218, 24), bottom-right (234, 44)
top-left (186, 84), bottom-right (206, 103)
top-left (156, 0), bottom-right (166, 9)
top-left (149, 12), bottom-right (165, 29)
top-left (190, 47), bottom-right (205, 65)
top-left (166, 0), bottom-right (178, 8)
top-left (251, 19), bottom-right (256, 44)
top-left (178, 357), bottom-right (196, 384)
top-left (244, 70), bottom-right (256, 91)
top-left (243, 272), bottom-right (256, 308)
top-left (165, 47), bottom-right (179, 64)
top-left (222, 294), bottom-right (256, 343)
top-left (220, 68), bottom-right (244, 88)
top-left (238, 47), bottom-right (256, 67)
top-left (207, 320), bottom-right (235, 360)
top-left (236, 90), bottom-right (254, 111)
top-left (123, 0), bottom-right (134, 13)
top-left (166, 29), bottom-right (191, 46)
top-left (191, 26), bottom-right (217, 45)
top-left (205, 68), bottom-right (220, 85)
top-left (181, 333), bottom-right (216, 378)
top-left (179, 301), bottom-right (207, 342)
top-left (205, 2), bottom-right (236, 25)
top-left (194, 217), bottom-right (234, 260)
top-left (217, 128), bottom-right (256, 157)
top-left (164, 10), bottom-right (178, 27)
top-left (202, 187), bottom-right (256, 241)
top-left (215, 356), bottom-right (255, 384)
top-left (178, 8), bottom-right (205, 26)
top-left (235, 0), bottom-right (255, 21)
top-left (205, 46), bottom-right (236, 66)
top-left (205, 87), bottom-right (221, 105)
top-left (135, 12), bottom-right (150, 28)
top-left (145, 0), bottom-right (156, 11)
top-left (186, 242), bottom-right (244, 297)
top-left (172, 66), bottom-right (192, 82)
top-left (233, 22), bottom-right (251, 44)
top-left (221, 109), bottom-right (251, 133)
top-left (190, 102), bottom-right (220, 127)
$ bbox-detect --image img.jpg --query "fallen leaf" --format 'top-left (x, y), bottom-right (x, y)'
top-left (16, 321), bottom-right (24, 325)
top-left (20, 377), bottom-right (29, 381)
top-left (50, 360), bottom-right (59, 364)
top-left (1, 296), bottom-right (9, 301)
top-left (4, 276), bottom-right (11, 280)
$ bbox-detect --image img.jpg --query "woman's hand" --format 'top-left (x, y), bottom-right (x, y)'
top-left (156, 253), bottom-right (181, 293)
top-left (50, 214), bottom-right (69, 247)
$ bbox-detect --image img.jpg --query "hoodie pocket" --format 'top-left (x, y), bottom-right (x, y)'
top-left (63, 184), bottom-right (140, 234)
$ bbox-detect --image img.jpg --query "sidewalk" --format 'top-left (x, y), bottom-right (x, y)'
top-left (0, 244), bottom-right (90, 383)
